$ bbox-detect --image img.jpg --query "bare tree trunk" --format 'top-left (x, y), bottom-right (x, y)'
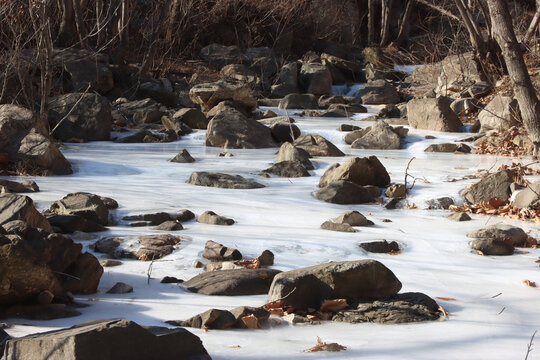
top-left (380, 0), bottom-right (393, 46)
top-left (455, 0), bottom-right (487, 55)
top-left (487, 0), bottom-right (540, 156)
top-left (368, 0), bottom-right (376, 44)
top-left (165, 0), bottom-right (181, 43)
top-left (523, 0), bottom-right (540, 44)
top-left (57, 0), bottom-right (75, 46)
top-left (72, 0), bottom-right (85, 46)
top-left (394, 0), bottom-right (413, 47)
top-left (414, 0), bottom-right (461, 22)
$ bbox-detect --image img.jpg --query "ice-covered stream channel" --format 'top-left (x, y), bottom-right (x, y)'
top-left (3, 104), bottom-right (540, 359)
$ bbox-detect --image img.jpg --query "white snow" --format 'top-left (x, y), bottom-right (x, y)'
top-left (2, 106), bottom-right (539, 360)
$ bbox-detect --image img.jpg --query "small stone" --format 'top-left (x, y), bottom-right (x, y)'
top-left (219, 152), bottom-right (233, 157)
top-left (37, 290), bottom-right (54, 305)
top-left (446, 212), bottom-right (471, 221)
top-left (170, 149), bottom-right (195, 163)
top-left (193, 260), bottom-right (204, 268)
top-left (385, 184), bottom-right (407, 198)
top-left (155, 220), bottom-right (183, 231)
top-left (100, 260), bottom-right (122, 267)
top-left (339, 124), bottom-right (360, 132)
top-left (359, 240), bottom-right (400, 253)
top-left (256, 250), bottom-right (274, 266)
top-left (198, 211), bottom-right (235, 225)
top-left (106, 282), bottom-right (133, 294)
top-left (283, 313), bottom-right (312, 325)
top-left (320, 221), bottom-right (355, 232)
top-left (70, 231), bottom-right (98, 241)
top-left (161, 276), bottom-right (184, 284)
top-left (334, 211), bottom-right (373, 226)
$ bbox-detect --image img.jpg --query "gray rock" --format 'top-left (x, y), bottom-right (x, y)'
top-left (50, 192), bottom-right (110, 226)
top-left (93, 237), bottom-right (124, 258)
top-left (230, 306), bottom-right (270, 329)
top-left (333, 292), bottom-right (441, 324)
top-left (123, 212), bottom-right (171, 226)
top-left (478, 95), bottom-right (519, 132)
top-left (202, 240), bottom-right (241, 261)
top-left (169, 108), bottom-right (208, 130)
top-left (160, 276), bottom-right (183, 284)
top-left (168, 309), bottom-right (237, 330)
top-left (351, 121), bottom-right (401, 150)
top-left (136, 234), bottom-right (182, 260)
top-left (276, 142), bottom-right (314, 170)
top-left (269, 122), bottom-right (301, 143)
top-left (513, 181), bottom-right (540, 209)
top-left (314, 181), bottom-right (375, 204)
top-left (172, 209), bottom-right (195, 222)
top-left (278, 93), bottom-right (319, 110)
top-left (155, 220), bottom-right (183, 231)
top-left (46, 214), bottom-right (106, 233)
top-left (319, 156), bottom-right (391, 188)
top-left (263, 161), bottom-right (310, 178)
top-left (170, 149), bottom-right (195, 163)
top-left (407, 97), bottom-right (462, 132)
top-left (424, 143), bottom-right (471, 153)
top-left (200, 43), bottom-right (244, 69)
top-left (426, 197), bottom-right (455, 209)
top-left (385, 184), bottom-right (407, 198)
top-left (0, 194), bottom-right (53, 232)
top-left (184, 268), bottom-right (281, 296)
top-left (446, 212), bottom-right (472, 221)
top-left (106, 282), bottom-right (133, 294)
top-left (320, 221), bottom-right (355, 232)
top-left (359, 240), bottom-right (400, 253)
top-left (114, 98), bottom-right (164, 125)
top-left (339, 124), bottom-right (360, 132)
top-left (0, 180), bottom-right (39, 193)
top-left (293, 134), bottom-right (344, 157)
top-left (267, 260), bottom-right (402, 310)
top-left (3, 319), bottom-right (210, 360)
top-left (188, 172), bottom-right (265, 189)
top-left (190, 80), bottom-right (256, 112)
top-left (436, 52), bottom-right (487, 95)
top-left (344, 128), bottom-right (371, 144)
top-left (334, 211), bottom-right (373, 226)
top-left (198, 211), bottom-right (235, 226)
top-left (450, 97), bottom-right (480, 116)
top-left (327, 103), bottom-right (367, 115)
top-left (358, 80), bottom-right (400, 105)
top-left (468, 224), bottom-right (527, 247)
top-left (471, 239), bottom-right (514, 255)
top-left (462, 169), bottom-right (514, 204)
top-left (3, 304), bottom-right (81, 321)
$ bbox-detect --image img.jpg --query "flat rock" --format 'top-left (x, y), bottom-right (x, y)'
top-left (334, 211), bottom-right (373, 226)
top-left (263, 161), bottom-right (310, 178)
top-left (446, 212), bottom-right (471, 221)
top-left (202, 240), bottom-right (241, 261)
top-left (188, 172), bottom-right (265, 189)
top-left (320, 221), bottom-right (355, 232)
top-left (468, 224), bottom-right (527, 247)
top-left (0, 194), bottom-right (53, 232)
top-left (462, 169), bottom-right (514, 204)
top-left (471, 239), bottom-right (514, 255)
top-left (155, 220), bottom-right (183, 231)
top-left (106, 282), bottom-right (133, 294)
top-left (136, 234), bottom-right (182, 260)
top-left (293, 134), bottom-right (344, 157)
top-left (359, 240), bottom-right (400, 253)
top-left (184, 268), bottom-right (281, 296)
top-left (314, 181), bottom-right (375, 204)
top-left (198, 211), bottom-right (235, 226)
top-left (424, 143), bottom-right (471, 153)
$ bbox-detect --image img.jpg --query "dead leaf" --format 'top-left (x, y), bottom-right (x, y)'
top-left (305, 337), bottom-right (347, 353)
top-left (234, 259), bottom-right (261, 269)
top-left (388, 250), bottom-right (402, 255)
top-left (229, 345), bottom-right (241, 348)
top-left (476, 250), bottom-right (485, 256)
top-left (319, 299), bottom-right (348, 313)
top-left (522, 280), bottom-right (537, 288)
top-left (438, 306), bottom-right (449, 318)
top-left (241, 315), bottom-right (261, 329)
top-left (406, 203), bottom-right (418, 210)
top-left (435, 297), bottom-right (457, 301)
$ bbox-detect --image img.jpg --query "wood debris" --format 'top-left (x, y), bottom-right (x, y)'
top-left (305, 337), bottom-right (347, 353)
top-left (241, 315), bottom-right (261, 329)
top-left (435, 297), bottom-right (457, 301)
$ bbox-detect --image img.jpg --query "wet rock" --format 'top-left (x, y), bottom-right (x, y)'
top-left (155, 220), bottom-right (183, 231)
top-left (334, 211), bottom-right (373, 226)
top-left (299, 63), bottom-right (332, 95)
top-left (426, 197), bottom-right (455, 209)
top-left (161, 276), bottom-right (183, 284)
top-left (471, 239), bottom-right (514, 255)
top-left (106, 282), bottom-right (133, 294)
top-left (339, 124), bottom-right (360, 132)
top-left (513, 181), bottom-right (540, 209)
top-left (359, 240), bottom-right (400, 253)
top-left (170, 149), bottom-right (195, 163)
top-left (385, 184), bottom-right (407, 198)
top-left (168, 309), bottom-right (237, 330)
top-left (319, 156), bottom-right (391, 188)
top-left (0, 180), bottom-right (39, 193)
top-left (48, 93), bottom-right (112, 142)
top-left (278, 94), bottom-right (319, 110)
top-left (198, 211), bottom-right (235, 226)
top-left (184, 268), bottom-right (281, 296)
top-left (93, 237), bottom-right (124, 258)
top-left (276, 142), bottom-right (314, 170)
top-left (3, 319), bottom-right (211, 360)
top-left (263, 161), bottom-right (310, 178)
top-left (256, 250), bottom-right (274, 266)
top-left (202, 240), bottom-right (241, 261)
top-left (351, 121), bottom-right (401, 150)
top-left (462, 169), bottom-right (514, 204)
top-left (407, 97), bottom-right (462, 132)
top-left (46, 214), bottom-right (106, 233)
top-left (333, 292), bottom-right (441, 324)
top-left (269, 122), bottom-right (301, 143)
top-left (136, 234), bottom-right (182, 260)
top-left (294, 134), bottom-right (344, 157)
top-left (424, 143), bottom-right (471, 153)
top-left (50, 192), bottom-right (110, 226)
top-left (267, 260), bottom-right (402, 310)
top-left (206, 107), bottom-right (276, 149)
top-left (188, 172), bottom-right (264, 189)
top-left (0, 194), bottom-right (53, 232)
top-left (468, 224), bottom-right (527, 247)
top-left (446, 212), bottom-right (471, 221)
top-left (320, 221), bottom-right (355, 232)
top-left (314, 181), bottom-right (375, 205)
top-left (123, 212), bottom-right (171, 226)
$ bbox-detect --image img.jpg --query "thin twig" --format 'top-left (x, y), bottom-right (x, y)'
top-left (525, 330), bottom-right (537, 360)
top-left (404, 157), bottom-right (416, 190)
top-left (50, 84), bottom-right (92, 136)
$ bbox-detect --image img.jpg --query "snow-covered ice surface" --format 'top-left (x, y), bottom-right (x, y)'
top-left (2, 106), bottom-right (540, 360)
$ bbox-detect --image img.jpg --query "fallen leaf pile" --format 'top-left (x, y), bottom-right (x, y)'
top-left (263, 298), bottom-right (349, 323)
top-left (450, 197), bottom-right (540, 224)
top-left (472, 127), bottom-right (532, 157)
top-left (522, 280), bottom-right (537, 288)
top-left (305, 337), bottom-right (347, 353)
top-left (234, 259), bottom-right (261, 269)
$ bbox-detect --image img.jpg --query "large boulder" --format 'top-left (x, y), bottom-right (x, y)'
top-left (165, 108), bottom-right (208, 130)
top-left (478, 95), bottom-right (520, 132)
top-left (313, 181), bottom-right (376, 204)
top-left (267, 260), bottom-right (402, 310)
top-left (319, 156), bottom-right (391, 188)
top-left (358, 80), bottom-right (400, 105)
top-left (0, 194), bottom-right (52, 232)
top-left (0, 104), bottom-right (72, 175)
top-left (299, 63), bottom-right (332, 95)
top-left (56, 48), bottom-right (114, 93)
top-left (2, 319), bottom-right (211, 360)
top-left (276, 142), bottom-right (314, 170)
top-left (407, 97), bottom-right (462, 132)
top-left (272, 61), bottom-right (299, 97)
top-left (136, 234), bottom-right (182, 261)
top-left (462, 169), bottom-right (514, 204)
top-left (184, 268), bottom-right (281, 296)
top-left (205, 108), bottom-right (276, 149)
top-left (189, 80), bottom-right (256, 112)
top-left (0, 180), bottom-right (39, 193)
top-left (221, 64), bottom-right (258, 85)
top-left (49, 192), bottom-right (110, 226)
top-left (187, 172), bottom-right (265, 189)
top-left (113, 98), bottom-right (164, 125)
top-left (436, 52), bottom-right (487, 95)
top-left (293, 134), bottom-right (345, 157)
top-left (351, 121), bottom-right (401, 150)
top-left (468, 224), bottom-right (527, 247)
top-left (200, 43), bottom-right (244, 69)
top-left (48, 93), bottom-right (112, 141)
top-left (278, 94), bottom-right (319, 110)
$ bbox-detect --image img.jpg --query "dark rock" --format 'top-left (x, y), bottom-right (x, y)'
top-left (0, 180), bottom-right (39, 193)
top-left (263, 161), bottom-right (310, 178)
top-left (3, 304), bottom-right (81, 320)
top-left (468, 224), bottom-right (527, 247)
top-left (50, 192), bottom-right (110, 226)
top-left (276, 143), bottom-right (314, 170)
top-left (106, 282), bottom-right (133, 294)
top-left (478, 95), bottom-right (519, 132)
top-left (327, 103), bottom-right (367, 115)
top-left (3, 319), bottom-right (211, 360)
top-left (358, 80), bottom-right (400, 105)
top-left (168, 108), bottom-right (208, 130)
top-left (155, 220), bottom-right (183, 231)
top-left (256, 250), bottom-right (274, 266)
top-left (462, 169), bottom-right (514, 204)
top-left (230, 306), bottom-right (270, 329)
top-left (385, 184), bottom-right (407, 198)
top-left (136, 234), bottom-right (182, 260)
top-left (123, 212), bottom-right (171, 226)
top-left (269, 122), bottom-right (301, 143)
top-left (168, 309), bottom-right (236, 330)
top-left (62, 252), bottom-right (103, 294)
top-left (184, 268), bottom-right (281, 296)
top-left (338, 124), bottom-right (360, 132)
top-left (188, 172), bottom-right (265, 189)
top-left (333, 292), bottom-right (441, 324)
top-left (170, 149), bottom-right (195, 163)
top-left (0, 194), bottom-right (53, 232)
top-left (378, 104), bottom-right (402, 118)
top-left (278, 94), bottom-right (319, 110)
top-left (200, 43), bottom-right (244, 69)
top-left (202, 240), bottom-right (241, 261)
top-left (198, 211), bottom-right (235, 226)
top-left (319, 156), bottom-right (391, 188)
top-left (424, 143), bottom-right (471, 153)
top-left (267, 260), bottom-right (402, 310)
top-left (37, 290), bottom-right (55, 305)
top-left (334, 211), bottom-right (373, 226)
top-left (359, 240), bottom-right (400, 253)
top-left (314, 181), bottom-right (375, 204)
top-left (426, 197), bottom-right (455, 209)
top-left (160, 276), bottom-right (183, 284)
top-left (320, 221), bottom-right (355, 232)
top-left (299, 63), bottom-right (332, 95)
top-left (46, 214), bottom-right (106, 233)
top-left (93, 237), bottom-right (124, 258)
top-left (190, 80), bottom-right (256, 112)
top-left (344, 128), bottom-right (371, 144)
top-left (471, 239), bottom-right (514, 255)
top-left (407, 97), bottom-right (462, 132)
top-left (172, 209), bottom-right (195, 222)
top-left (293, 134), bottom-right (344, 157)
top-left (446, 212), bottom-right (471, 221)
